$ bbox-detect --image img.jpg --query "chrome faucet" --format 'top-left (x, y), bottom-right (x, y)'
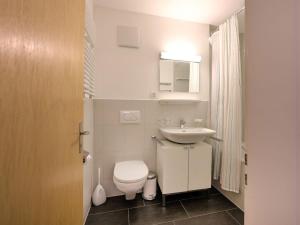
top-left (179, 119), bottom-right (186, 129)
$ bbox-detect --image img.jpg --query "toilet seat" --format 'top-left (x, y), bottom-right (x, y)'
top-left (114, 160), bottom-right (148, 184)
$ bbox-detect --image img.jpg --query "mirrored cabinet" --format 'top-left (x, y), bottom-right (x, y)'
top-left (159, 52), bottom-right (201, 93)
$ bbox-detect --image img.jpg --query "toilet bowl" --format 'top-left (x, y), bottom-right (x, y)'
top-left (113, 160), bottom-right (148, 200)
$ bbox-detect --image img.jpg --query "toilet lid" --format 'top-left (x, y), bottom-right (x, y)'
top-left (114, 160), bottom-right (148, 183)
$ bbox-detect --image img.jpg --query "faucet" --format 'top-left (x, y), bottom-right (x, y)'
top-left (179, 119), bottom-right (186, 129)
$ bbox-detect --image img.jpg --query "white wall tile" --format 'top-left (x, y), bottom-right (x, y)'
top-left (102, 125), bottom-right (126, 151)
top-left (144, 101), bottom-right (163, 126)
top-left (123, 125), bottom-right (145, 152)
top-left (142, 148), bottom-right (157, 172)
top-left (93, 99), bottom-right (208, 197)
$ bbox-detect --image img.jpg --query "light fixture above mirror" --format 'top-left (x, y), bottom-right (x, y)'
top-left (160, 51), bottom-right (201, 63)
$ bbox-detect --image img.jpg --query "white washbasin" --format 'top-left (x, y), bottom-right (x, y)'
top-left (160, 127), bottom-right (216, 144)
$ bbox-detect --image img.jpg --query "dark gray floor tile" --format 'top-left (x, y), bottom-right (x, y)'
top-left (143, 195), bottom-right (162, 206)
top-left (208, 187), bottom-right (221, 195)
top-left (167, 190), bottom-right (210, 202)
top-left (129, 201), bottom-right (188, 225)
top-left (85, 210), bottom-right (128, 225)
top-left (158, 223), bottom-right (174, 225)
top-left (181, 194), bottom-right (236, 217)
top-left (174, 212), bottom-right (239, 225)
top-left (89, 194), bottom-right (144, 214)
top-left (227, 208), bottom-right (244, 225)
top-left (145, 188), bottom-right (218, 206)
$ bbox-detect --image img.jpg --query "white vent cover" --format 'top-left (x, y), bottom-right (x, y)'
top-left (117, 26), bottom-right (140, 48)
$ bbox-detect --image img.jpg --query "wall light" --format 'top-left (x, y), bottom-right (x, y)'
top-left (160, 51), bottom-right (201, 63)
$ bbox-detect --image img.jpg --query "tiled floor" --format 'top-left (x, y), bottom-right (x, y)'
top-left (86, 188), bottom-right (244, 225)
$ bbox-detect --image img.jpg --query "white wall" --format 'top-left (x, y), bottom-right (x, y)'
top-left (94, 7), bottom-right (210, 100)
top-left (93, 99), bottom-right (208, 197)
top-left (245, 1), bottom-right (298, 225)
top-left (83, 99), bottom-right (94, 221)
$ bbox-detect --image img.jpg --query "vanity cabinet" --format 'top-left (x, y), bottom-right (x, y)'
top-left (156, 140), bottom-right (212, 202)
top-left (157, 142), bottom-right (189, 194)
top-left (188, 144), bottom-right (212, 190)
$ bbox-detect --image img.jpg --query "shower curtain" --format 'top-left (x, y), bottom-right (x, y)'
top-left (210, 31), bottom-right (222, 180)
top-left (210, 15), bottom-right (242, 193)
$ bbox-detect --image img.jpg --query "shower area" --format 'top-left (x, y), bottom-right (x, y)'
top-left (209, 8), bottom-right (246, 210)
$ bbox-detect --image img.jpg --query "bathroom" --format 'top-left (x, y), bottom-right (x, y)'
top-left (1, 1), bottom-right (299, 225)
top-left (84, 0), bottom-right (245, 224)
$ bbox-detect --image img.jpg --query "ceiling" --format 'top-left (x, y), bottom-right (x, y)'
top-left (94, 0), bottom-right (245, 25)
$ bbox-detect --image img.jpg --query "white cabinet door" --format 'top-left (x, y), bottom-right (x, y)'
top-left (188, 142), bottom-right (212, 191)
top-left (157, 143), bottom-right (188, 194)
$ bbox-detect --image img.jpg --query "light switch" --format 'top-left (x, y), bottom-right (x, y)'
top-left (120, 111), bottom-right (141, 124)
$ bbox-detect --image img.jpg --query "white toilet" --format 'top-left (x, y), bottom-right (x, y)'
top-left (113, 160), bottom-right (149, 200)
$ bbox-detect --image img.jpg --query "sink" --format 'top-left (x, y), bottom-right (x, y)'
top-left (159, 127), bottom-right (216, 144)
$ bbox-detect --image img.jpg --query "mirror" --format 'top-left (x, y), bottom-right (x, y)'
top-left (159, 59), bottom-right (200, 93)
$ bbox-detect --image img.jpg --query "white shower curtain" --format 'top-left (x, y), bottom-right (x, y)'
top-left (210, 15), bottom-right (242, 193)
top-left (210, 32), bottom-right (222, 180)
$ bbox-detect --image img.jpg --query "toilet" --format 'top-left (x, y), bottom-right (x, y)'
top-left (113, 160), bottom-right (149, 200)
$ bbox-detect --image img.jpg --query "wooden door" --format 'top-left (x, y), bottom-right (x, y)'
top-left (0, 1), bottom-right (85, 225)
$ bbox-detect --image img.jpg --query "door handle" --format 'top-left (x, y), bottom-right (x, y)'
top-left (80, 131), bottom-right (90, 136)
top-left (79, 122), bottom-right (89, 154)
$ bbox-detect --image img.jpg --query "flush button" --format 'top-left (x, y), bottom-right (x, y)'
top-left (120, 111), bottom-right (141, 124)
